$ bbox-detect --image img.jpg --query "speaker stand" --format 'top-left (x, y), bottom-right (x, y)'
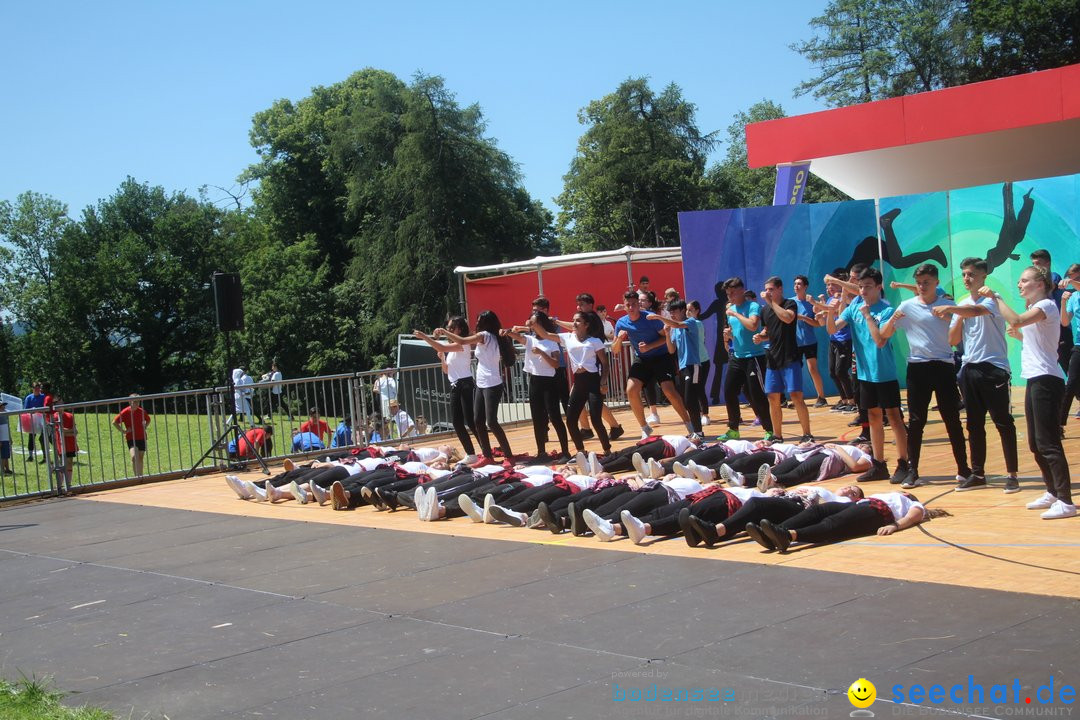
top-left (186, 329), bottom-right (270, 478)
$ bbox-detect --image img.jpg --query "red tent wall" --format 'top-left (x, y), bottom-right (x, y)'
top-left (462, 259), bottom-right (685, 326)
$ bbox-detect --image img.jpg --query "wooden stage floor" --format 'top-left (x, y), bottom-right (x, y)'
top-left (80, 389), bottom-right (1080, 600)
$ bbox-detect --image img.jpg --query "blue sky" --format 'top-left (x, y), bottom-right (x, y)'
top-left (3, 1), bottom-right (830, 217)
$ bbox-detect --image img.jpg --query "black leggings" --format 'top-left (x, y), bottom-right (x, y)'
top-left (697, 360), bottom-right (711, 413)
top-left (709, 450), bottom-right (779, 475)
top-left (474, 383), bottom-right (513, 458)
top-left (769, 454), bottom-right (828, 487)
top-left (567, 371), bottom-right (610, 453)
top-left (551, 484), bottom-right (631, 520)
top-left (666, 445), bottom-right (730, 470)
top-left (528, 374), bottom-right (569, 457)
top-left (450, 377), bottom-right (477, 456)
top-left (828, 339), bottom-right (854, 399)
top-left (599, 439), bottom-right (666, 472)
top-left (780, 501), bottom-right (888, 545)
top-left (642, 490), bottom-right (735, 536)
top-left (717, 496), bottom-right (804, 536)
top-left (499, 483), bottom-right (570, 513)
top-left (1026, 375), bottom-right (1072, 504)
top-left (593, 487), bottom-right (672, 524)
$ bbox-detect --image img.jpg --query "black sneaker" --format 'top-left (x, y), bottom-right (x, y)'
top-left (800, 434), bottom-right (815, 443)
top-left (536, 502), bottom-right (564, 534)
top-left (580, 428), bottom-right (594, 439)
top-left (688, 514), bottom-right (720, 547)
top-left (847, 418), bottom-right (862, 427)
top-left (568, 501), bottom-right (587, 536)
top-left (857, 459), bottom-right (889, 482)
top-left (853, 434), bottom-right (871, 444)
top-left (889, 459), bottom-right (910, 485)
top-left (744, 522), bottom-right (775, 551)
top-left (813, 398), bottom-right (829, 408)
top-left (609, 425), bottom-right (625, 441)
top-left (759, 520), bottom-right (791, 553)
top-left (956, 474), bottom-right (987, 492)
top-left (677, 507), bottom-right (701, 547)
top-left (1003, 476), bottom-right (1021, 494)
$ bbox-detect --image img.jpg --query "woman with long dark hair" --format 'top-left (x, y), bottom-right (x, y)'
top-left (535, 311), bottom-right (612, 456)
top-left (437, 310), bottom-right (517, 463)
top-left (504, 311), bottom-right (570, 462)
top-left (414, 316), bottom-right (478, 461)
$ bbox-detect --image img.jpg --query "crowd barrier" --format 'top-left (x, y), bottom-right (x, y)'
top-left (0, 347), bottom-right (634, 501)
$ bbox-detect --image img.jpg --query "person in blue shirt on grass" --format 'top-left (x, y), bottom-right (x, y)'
top-left (825, 267), bottom-right (910, 483)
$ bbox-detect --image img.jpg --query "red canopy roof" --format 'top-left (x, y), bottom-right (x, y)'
top-left (746, 63), bottom-right (1080, 199)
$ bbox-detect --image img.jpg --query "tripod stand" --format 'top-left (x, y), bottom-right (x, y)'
top-left (186, 325), bottom-right (269, 478)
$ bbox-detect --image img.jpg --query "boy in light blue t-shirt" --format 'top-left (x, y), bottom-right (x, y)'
top-left (827, 267), bottom-right (910, 483)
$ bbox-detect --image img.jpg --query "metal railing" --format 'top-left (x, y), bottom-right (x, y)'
top-left (0, 344), bottom-right (635, 501)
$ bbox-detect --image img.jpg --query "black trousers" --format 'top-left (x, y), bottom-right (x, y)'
top-left (959, 362), bottom-right (1018, 476)
top-left (450, 377), bottom-right (477, 456)
top-left (551, 484), bottom-right (631, 520)
top-left (642, 491), bottom-right (736, 536)
top-left (500, 483), bottom-right (570, 513)
top-left (667, 445), bottom-right (730, 469)
top-left (724, 355), bottom-right (772, 432)
top-left (679, 363), bottom-right (704, 433)
top-left (710, 450), bottom-right (779, 474)
top-left (474, 383), bottom-right (512, 458)
top-left (828, 339), bottom-right (855, 399)
top-left (594, 487), bottom-right (671, 524)
top-left (717, 496), bottom-right (804, 536)
top-left (528, 374), bottom-right (569, 457)
top-left (697, 360), bottom-right (711, 413)
top-left (780, 501), bottom-right (888, 544)
top-left (567, 371), bottom-right (610, 453)
top-left (599, 439), bottom-right (666, 473)
top-left (1026, 375), bottom-right (1072, 504)
top-left (906, 360), bottom-right (970, 476)
top-left (1060, 347), bottom-right (1080, 425)
top-left (769, 454), bottom-right (828, 487)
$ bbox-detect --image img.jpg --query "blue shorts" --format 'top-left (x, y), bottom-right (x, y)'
top-left (765, 361), bottom-right (803, 394)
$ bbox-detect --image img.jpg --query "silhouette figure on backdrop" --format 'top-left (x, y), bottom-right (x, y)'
top-left (846, 208), bottom-right (948, 272)
top-left (697, 281), bottom-right (730, 404)
top-left (984, 181), bottom-right (1034, 274)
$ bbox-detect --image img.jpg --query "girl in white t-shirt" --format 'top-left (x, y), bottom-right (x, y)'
top-left (749, 487), bottom-right (950, 552)
top-left (504, 311), bottom-right (570, 461)
top-left (414, 316), bottom-right (479, 460)
top-left (980, 266), bottom-right (1074, 519)
top-left (756, 442), bottom-right (873, 491)
top-left (437, 310), bottom-right (517, 462)
top-left (536, 311), bottom-right (612, 456)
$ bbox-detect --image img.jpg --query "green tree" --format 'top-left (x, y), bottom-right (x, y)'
top-left (246, 69), bottom-right (553, 366)
top-left (707, 101), bottom-right (849, 209)
top-left (794, 0), bottom-right (1080, 106)
top-left (556, 78), bottom-right (715, 252)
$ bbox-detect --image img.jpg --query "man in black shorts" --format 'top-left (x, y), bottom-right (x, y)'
top-left (612, 291), bottom-right (693, 439)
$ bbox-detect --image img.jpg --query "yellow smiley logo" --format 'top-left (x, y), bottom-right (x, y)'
top-left (847, 678), bottom-right (877, 709)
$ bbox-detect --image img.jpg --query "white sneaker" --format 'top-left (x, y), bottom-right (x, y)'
top-left (225, 475), bottom-right (251, 499)
top-left (459, 494), bottom-right (483, 522)
top-left (414, 486), bottom-right (427, 517)
top-left (757, 464), bottom-right (775, 492)
top-left (288, 481), bottom-right (307, 504)
top-left (247, 481), bottom-right (267, 501)
top-left (691, 462), bottom-right (714, 485)
top-left (575, 452), bottom-right (589, 475)
top-left (1041, 500), bottom-right (1077, 520)
top-left (645, 412), bottom-right (661, 426)
top-left (310, 483), bottom-right (330, 505)
top-left (482, 493), bottom-right (496, 524)
top-left (1026, 491), bottom-right (1057, 510)
top-left (640, 426), bottom-right (653, 440)
top-left (588, 451), bottom-right (602, 477)
top-left (462, 454), bottom-right (478, 465)
top-left (673, 461), bottom-right (693, 478)
top-left (700, 415), bottom-right (710, 427)
top-left (621, 510), bottom-right (648, 545)
top-left (632, 452), bottom-right (647, 477)
top-left (265, 483), bottom-right (283, 502)
top-left (582, 509), bottom-right (615, 541)
top-left (489, 505), bottom-right (526, 527)
top-left (425, 486), bottom-right (440, 521)
top-left (648, 458), bottom-right (665, 479)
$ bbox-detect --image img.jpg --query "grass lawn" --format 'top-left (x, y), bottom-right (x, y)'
top-left (0, 676), bottom-right (113, 720)
top-left (1, 407), bottom-right (349, 500)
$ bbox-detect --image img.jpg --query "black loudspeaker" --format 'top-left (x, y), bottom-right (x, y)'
top-left (212, 272), bottom-right (244, 332)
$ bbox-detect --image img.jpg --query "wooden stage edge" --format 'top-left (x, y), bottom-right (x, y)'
top-left (78, 395), bottom-right (1080, 600)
